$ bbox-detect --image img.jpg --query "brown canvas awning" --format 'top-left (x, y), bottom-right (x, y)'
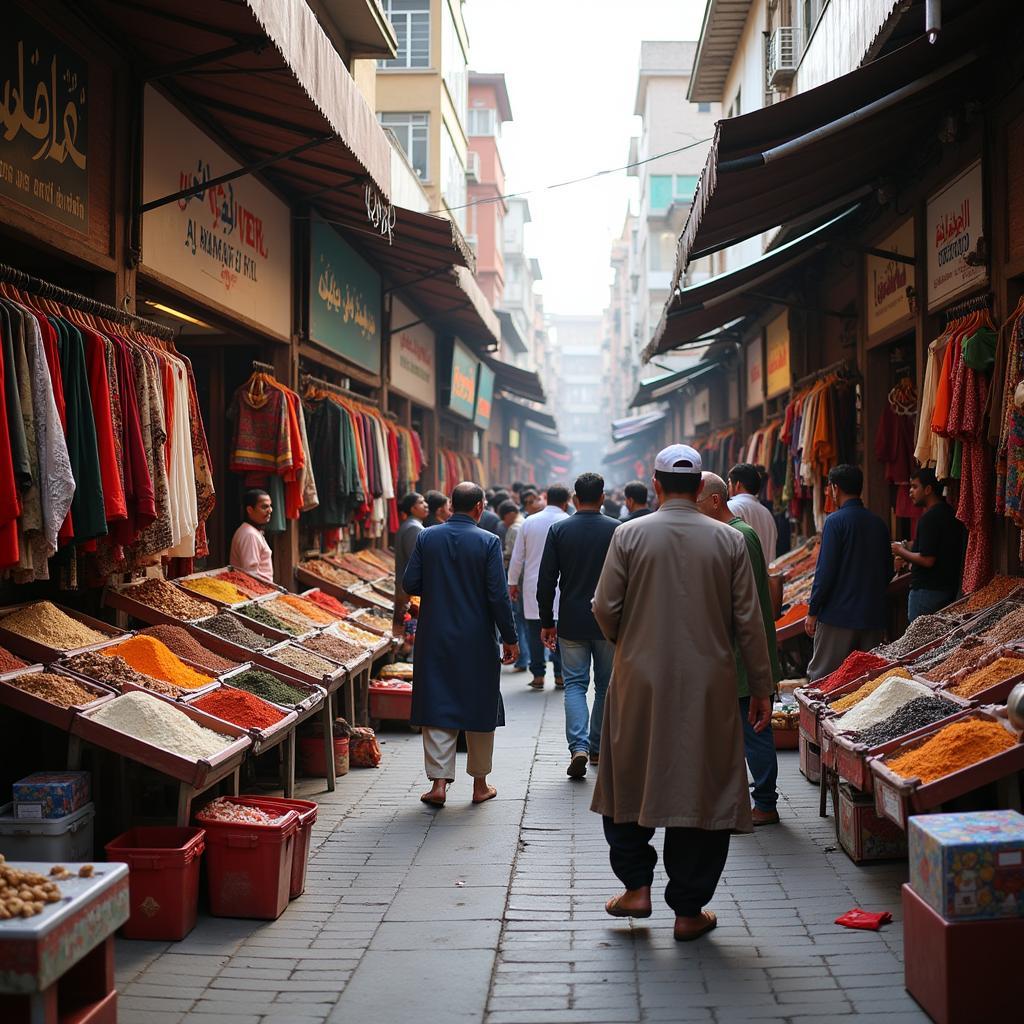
top-left (484, 357), bottom-right (546, 404)
top-left (678, 27), bottom-right (987, 269)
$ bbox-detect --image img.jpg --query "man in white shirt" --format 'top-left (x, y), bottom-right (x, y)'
top-left (727, 464), bottom-right (777, 569)
top-left (229, 489), bottom-right (275, 583)
top-left (508, 484), bottom-right (570, 690)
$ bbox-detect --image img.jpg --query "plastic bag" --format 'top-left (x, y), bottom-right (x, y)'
top-left (349, 726), bottom-right (382, 768)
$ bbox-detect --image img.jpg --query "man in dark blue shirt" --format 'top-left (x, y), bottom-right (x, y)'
top-left (538, 472), bottom-right (619, 779)
top-left (806, 465), bottom-right (893, 681)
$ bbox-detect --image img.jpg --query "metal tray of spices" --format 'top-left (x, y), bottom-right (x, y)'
top-left (72, 695), bottom-right (252, 788)
top-left (869, 708), bottom-right (1024, 829)
top-left (102, 580), bottom-right (219, 628)
top-left (935, 644), bottom-right (1024, 706)
top-left (216, 662), bottom-right (327, 718)
top-left (320, 623), bottom-right (390, 664)
top-left (322, 553), bottom-right (388, 584)
top-left (795, 661), bottom-right (904, 748)
top-left (175, 564), bottom-right (285, 602)
top-left (297, 587), bottom-right (357, 620)
top-left (293, 564), bottom-right (365, 601)
top-left (346, 584), bottom-right (394, 612)
top-left (257, 640), bottom-right (347, 692)
top-left (187, 610), bottom-right (293, 656)
top-left (0, 664), bottom-right (118, 732)
top-left (233, 595), bottom-right (320, 642)
top-left (823, 686), bottom-right (973, 793)
top-left (346, 610), bottom-right (392, 639)
top-left (0, 602), bottom-right (127, 665)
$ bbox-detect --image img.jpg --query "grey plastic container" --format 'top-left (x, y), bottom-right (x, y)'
top-left (0, 800), bottom-right (95, 861)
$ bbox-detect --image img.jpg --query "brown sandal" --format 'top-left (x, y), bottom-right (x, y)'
top-left (605, 893), bottom-right (652, 919)
top-left (673, 910), bottom-right (717, 941)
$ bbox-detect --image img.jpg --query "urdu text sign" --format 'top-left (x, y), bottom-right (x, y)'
top-left (0, 7), bottom-right (89, 231)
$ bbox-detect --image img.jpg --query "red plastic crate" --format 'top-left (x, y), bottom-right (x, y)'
top-left (105, 826), bottom-right (205, 941)
top-left (195, 801), bottom-right (299, 920)
top-left (369, 681), bottom-right (412, 720)
top-left (239, 797), bottom-right (318, 899)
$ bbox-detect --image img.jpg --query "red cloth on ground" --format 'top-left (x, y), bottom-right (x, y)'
top-left (835, 909), bottom-right (893, 931)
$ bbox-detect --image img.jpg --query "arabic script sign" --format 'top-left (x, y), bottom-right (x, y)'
top-left (0, 7), bottom-right (88, 231)
top-left (867, 219), bottom-right (915, 337)
top-left (448, 339), bottom-right (479, 420)
top-left (389, 297), bottom-right (435, 406)
top-left (927, 160), bottom-right (987, 312)
top-left (309, 218), bottom-right (381, 373)
top-left (142, 88), bottom-right (291, 336)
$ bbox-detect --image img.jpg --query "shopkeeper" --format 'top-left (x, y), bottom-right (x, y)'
top-left (891, 468), bottom-right (965, 623)
top-left (229, 489), bottom-right (274, 583)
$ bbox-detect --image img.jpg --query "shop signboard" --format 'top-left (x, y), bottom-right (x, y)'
top-left (1, 7), bottom-right (89, 231)
top-left (474, 363), bottom-right (495, 429)
top-left (866, 219), bottom-right (915, 337)
top-left (448, 338), bottom-right (478, 420)
top-left (746, 338), bottom-right (763, 409)
top-left (765, 312), bottom-right (791, 397)
top-left (142, 87), bottom-right (292, 338)
top-left (694, 387), bottom-right (710, 425)
top-left (927, 160), bottom-right (987, 312)
top-left (389, 297), bottom-right (435, 406)
top-left (309, 218), bottom-right (381, 372)
top-left (508, 427), bottom-right (520, 449)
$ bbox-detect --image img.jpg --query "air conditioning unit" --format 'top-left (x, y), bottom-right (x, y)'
top-left (766, 26), bottom-right (799, 90)
top-left (465, 151), bottom-right (480, 183)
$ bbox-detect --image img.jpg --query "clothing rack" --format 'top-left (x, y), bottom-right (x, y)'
top-left (0, 262), bottom-right (176, 340)
top-left (943, 291), bottom-right (993, 321)
top-left (791, 358), bottom-right (857, 392)
top-left (300, 371), bottom-right (377, 408)
top-left (251, 359), bottom-right (277, 376)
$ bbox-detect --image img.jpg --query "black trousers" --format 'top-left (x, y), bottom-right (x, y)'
top-left (602, 817), bottom-right (731, 917)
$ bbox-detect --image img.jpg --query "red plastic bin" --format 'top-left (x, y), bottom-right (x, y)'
top-left (240, 797), bottom-right (318, 898)
top-left (195, 799), bottom-right (299, 920)
top-left (369, 681), bottom-right (412, 720)
top-left (105, 826), bottom-right (205, 940)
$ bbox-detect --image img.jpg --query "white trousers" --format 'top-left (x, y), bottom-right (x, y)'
top-left (422, 728), bottom-right (494, 780)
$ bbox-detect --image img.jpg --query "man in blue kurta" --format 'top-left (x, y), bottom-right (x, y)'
top-left (403, 482), bottom-right (520, 807)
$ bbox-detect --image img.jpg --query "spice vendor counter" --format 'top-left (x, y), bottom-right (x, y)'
top-left (0, 605), bottom-right (127, 667)
top-left (0, 861), bottom-right (129, 1024)
top-left (0, 665), bottom-right (117, 734)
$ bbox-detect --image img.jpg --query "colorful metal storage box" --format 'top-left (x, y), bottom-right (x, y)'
top-left (908, 810), bottom-right (1024, 921)
top-left (11, 771), bottom-right (91, 820)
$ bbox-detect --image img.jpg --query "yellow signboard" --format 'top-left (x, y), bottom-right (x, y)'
top-left (765, 312), bottom-right (791, 398)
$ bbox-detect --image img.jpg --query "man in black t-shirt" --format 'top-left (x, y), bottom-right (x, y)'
top-left (891, 468), bottom-right (965, 622)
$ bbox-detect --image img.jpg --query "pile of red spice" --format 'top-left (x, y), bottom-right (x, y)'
top-left (193, 687), bottom-right (286, 730)
top-left (817, 651), bottom-right (891, 694)
top-left (0, 644), bottom-right (28, 674)
top-left (302, 590), bottom-right (350, 618)
top-left (213, 570), bottom-right (277, 597)
top-left (775, 603), bottom-right (808, 628)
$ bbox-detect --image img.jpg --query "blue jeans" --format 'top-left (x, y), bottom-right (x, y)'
top-left (739, 696), bottom-right (778, 812)
top-left (513, 590), bottom-right (530, 668)
top-left (560, 637), bottom-right (614, 756)
top-left (526, 619), bottom-right (561, 678)
top-left (908, 587), bottom-right (957, 623)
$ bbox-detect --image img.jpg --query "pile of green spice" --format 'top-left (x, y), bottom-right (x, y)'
top-left (853, 695), bottom-right (959, 748)
top-left (229, 668), bottom-right (310, 707)
top-left (198, 613), bottom-right (275, 651)
top-left (237, 602), bottom-right (302, 636)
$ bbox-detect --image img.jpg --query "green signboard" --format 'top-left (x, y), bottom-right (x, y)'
top-left (309, 218), bottom-right (381, 372)
top-left (448, 339), bottom-right (478, 420)
top-left (474, 362), bottom-right (495, 429)
top-left (1, 8), bottom-right (89, 231)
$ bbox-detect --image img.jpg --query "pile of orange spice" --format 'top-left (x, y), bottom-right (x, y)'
top-left (775, 603), bottom-right (808, 628)
top-left (885, 719), bottom-right (1017, 783)
top-left (275, 594), bottom-right (337, 625)
top-left (829, 667), bottom-right (913, 713)
top-left (948, 656), bottom-right (1024, 698)
top-left (102, 636), bottom-right (214, 690)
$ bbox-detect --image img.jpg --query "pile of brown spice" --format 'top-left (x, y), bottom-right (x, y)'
top-left (948, 656), bottom-right (1024, 698)
top-left (64, 650), bottom-right (183, 698)
top-left (7, 672), bottom-right (103, 708)
top-left (922, 641), bottom-right (999, 681)
top-left (0, 602), bottom-right (108, 651)
top-left (299, 559), bottom-right (362, 588)
top-left (303, 632), bottom-right (364, 664)
top-left (981, 603), bottom-right (1024, 645)
top-left (885, 718), bottom-right (1017, 782)
top-left (138, 625), bottom-right (239, 673)
top-left (268, 644), bottom-right (340, 678)
top-left (964, 575), bottom-right (1021, 614)
top-left (121, 579), bottom-right (217, 621)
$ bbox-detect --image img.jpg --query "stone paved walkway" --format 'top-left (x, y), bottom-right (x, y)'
top-left (115, 670), bottom-right (927, 1024)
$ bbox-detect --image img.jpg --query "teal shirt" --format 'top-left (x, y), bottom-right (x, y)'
top-left (729, 516), bottom-right (782, 697)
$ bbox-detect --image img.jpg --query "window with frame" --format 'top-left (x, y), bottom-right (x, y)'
top-left (378, 112), bottom-right (429, 179)
top-left (441, 124), bottom-right (467, 229)
top-left (697, 101), bottom-right (711, 113)
top-left (380, 1), bottom-right (430, 69)
top-left (468, 107), bottom-right (497, 136)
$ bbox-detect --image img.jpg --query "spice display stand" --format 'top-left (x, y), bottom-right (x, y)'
top-left (102, 583), bottom-right (219, 631)
top-left (174, 565), bottom-right (285, 602)
top-left (0, 666), bottom-right (117, 733)
top-left (0, 605), bottom-right (127, 666)
top-left (0, 861), bottom-right (129, 1024)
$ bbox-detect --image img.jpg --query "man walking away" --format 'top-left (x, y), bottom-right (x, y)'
top-left (537, 472), bottom-right (619, 779)
top-left (891, 468), bottom-right (965, 622)
top-left (591, 445), bottom-right (772, 941)
top-left (499, 498), bottom-right (530, 671)
top-left (478, 493), bottom-right (501, 535)
top-left (402, 483), bottom-right (519, 807)
top-left (806, 465), bottom-right (893, 681)
top-left (622, 480), bottom-right (653, 520)
top-left (699, 473), bottom-right (782, 825)
top-left (508, 484), bottom-right (570, 689)
top-left (392, 491), bottom-right (428, 635)
top-left (423, 490), bottom-right (451, 527)
top-left (728, 464), bottom-right (777, 567)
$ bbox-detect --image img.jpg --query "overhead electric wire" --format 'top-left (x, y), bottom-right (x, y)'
top-left (436, 134), bottom-right (715, 215)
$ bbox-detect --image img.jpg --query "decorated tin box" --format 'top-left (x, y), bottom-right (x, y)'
top-left (12, 771), bottom-right (91, 820)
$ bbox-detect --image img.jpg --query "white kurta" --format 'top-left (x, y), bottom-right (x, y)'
top-left (507, 504), bottom-right (568, 619)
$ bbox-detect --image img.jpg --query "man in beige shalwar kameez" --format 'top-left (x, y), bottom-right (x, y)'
top-left (591, 444), bottom-right (773, 941)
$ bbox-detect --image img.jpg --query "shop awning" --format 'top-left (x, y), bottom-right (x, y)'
top-left (645, 206), bottom-right (859, 360)
top-left (611, 411), bottom-right (667, 443)
top-left (678, 27), bottom-right (986, 268)
top-left (603, 438), bottom-right (648, 467)
top-left (497, 310), bottom-right (529, 355)
top-left (630, 358), bottom-right (725, 408)
top-left (483, 356), bottom-right (546, 404)
top-left (498, 393), bottom-right (556, 428)
top-left (522, 411), bottom-right (559, 434)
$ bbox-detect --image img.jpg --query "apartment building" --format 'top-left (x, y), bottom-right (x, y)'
top-left (603, 211), bottom-right (636, 421)
top-left (376, 0), bottom-right (471, 228)
top-left (501, 197), bottom-right (542, 369)
top-left (548, 314), bottom-right (605, 478)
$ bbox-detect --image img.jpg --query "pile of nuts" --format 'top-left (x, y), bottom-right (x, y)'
top-left (0, 856), bottom-right (64, 919)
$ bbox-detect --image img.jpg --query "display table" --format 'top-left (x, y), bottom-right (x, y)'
top-left (0, 861), bottom-right (129, 1024)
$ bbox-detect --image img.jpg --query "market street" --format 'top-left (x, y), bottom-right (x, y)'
top-left (114, 671), bottom-right (927, 1024)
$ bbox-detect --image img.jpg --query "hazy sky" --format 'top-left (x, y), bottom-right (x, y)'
top-left (464, 0), bottom-right (707, 315)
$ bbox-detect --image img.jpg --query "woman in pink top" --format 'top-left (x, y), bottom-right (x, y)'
top-left (229, 489), bottom-right (274, 582)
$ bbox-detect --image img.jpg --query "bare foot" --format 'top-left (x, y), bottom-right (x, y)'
top-left (605, 886), bottom-right (652, 918)
top-left (420, 780), bottom-right (449, 806)
top-left (472, 779), bottom-right (497, 803)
